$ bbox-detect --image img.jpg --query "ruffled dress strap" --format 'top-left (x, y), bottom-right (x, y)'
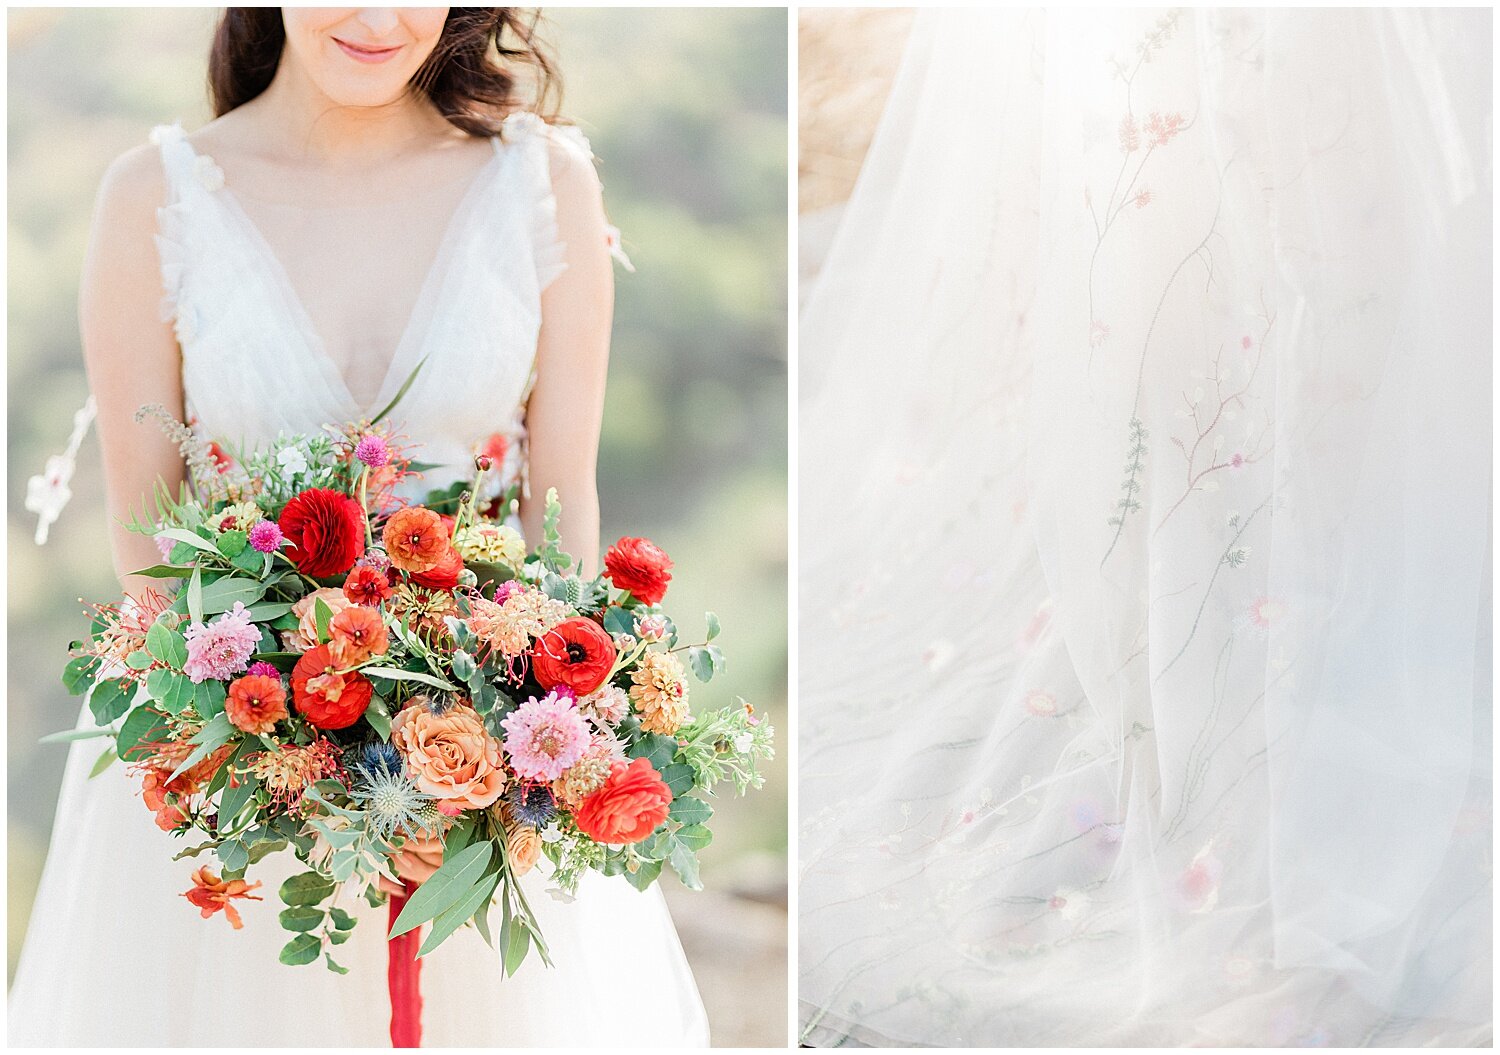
top-left (498, 111), bottom-right (633, 291)
top-left (148, 122), bottom-right (225, 344)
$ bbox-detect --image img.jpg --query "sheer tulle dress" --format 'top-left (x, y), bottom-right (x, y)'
top-left (8, 115), bottom-right (709, 1047)
top-left (798, 9), bottom-right (1490, 1047)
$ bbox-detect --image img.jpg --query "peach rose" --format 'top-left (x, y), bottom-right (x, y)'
top-left (390, 699), bottom-right (507, 808)
top-left (507, 825), bottom-right (542, 876)
top-left (283, 587), bottom-right (352, 653)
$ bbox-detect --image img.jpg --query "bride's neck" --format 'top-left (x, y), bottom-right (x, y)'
top-left (253, 59), bottom-right (450, 164)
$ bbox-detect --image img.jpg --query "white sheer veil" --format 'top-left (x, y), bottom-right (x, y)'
top-left (799, 8), bottom-right (1490, 1046)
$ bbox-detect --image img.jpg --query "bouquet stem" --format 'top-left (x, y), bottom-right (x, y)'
top-left (387, 881), bottom-right (423, 1048)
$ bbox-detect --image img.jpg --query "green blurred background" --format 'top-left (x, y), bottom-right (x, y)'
top-left (7, 7), bottom-right (788, 1042)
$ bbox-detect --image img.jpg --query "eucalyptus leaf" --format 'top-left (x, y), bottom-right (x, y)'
top-left (187, 566), bottom-right (204, 624)
top-left (365, 695), bottom-right (392, 740)
top-left (364, 667), bottom-right (459, 693)
top-left (39, 727), bottom-right (114, 745)
top-left (388, 842), bottom-right (493, 939)
top-left (156, 528), bottom-right (219, 554)
top-left (418, 871), bottom-right (500, 957)
top-left (88, 745), bottom-right (117, 778)
top-left (199, 576), bottom-right (266, 615)
top-left (165, 713), bottom-right (235, 782)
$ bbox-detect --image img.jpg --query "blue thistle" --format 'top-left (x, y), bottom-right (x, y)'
top-left (359, 741), bottom-right (403, 776)
top-left (508, 783), bottom-right (558, 828)
top-left (348, 764), bottom-right (436, 842)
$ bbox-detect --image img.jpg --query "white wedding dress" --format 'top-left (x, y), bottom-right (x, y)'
top-left (799, 9), bottom-right (1490, 1047)
top-left (9, 115), bottom-right (709, 1047)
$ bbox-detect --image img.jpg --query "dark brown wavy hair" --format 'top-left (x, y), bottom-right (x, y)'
top-left (208, 8), bottom-right (561, 136)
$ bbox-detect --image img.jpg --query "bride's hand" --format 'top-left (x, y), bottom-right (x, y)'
top-left (381, 831), bottom-right (445, 894)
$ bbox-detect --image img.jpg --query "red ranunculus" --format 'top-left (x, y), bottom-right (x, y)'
top-left (574, 758), bottom-right (673, 844)
top-left (531, 617), bottom-right (617, 696)
top-left (603, 537), bottom-right (674, 605)
top-left (279, 488), bottom-right (366, 579)
top-left (343, 565), bottom-right (393, 607)
top-left (411, 544), bottom-right (464, 590)
top-left (291, 645), bottom-right (373, 730)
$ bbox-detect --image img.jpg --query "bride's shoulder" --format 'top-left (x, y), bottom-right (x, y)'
top-left (501, 111), bottom-right (601, 191)
top-left (92, 138), bottom-right (168, 235)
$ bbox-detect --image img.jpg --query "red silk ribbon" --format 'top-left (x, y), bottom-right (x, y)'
top-left (387, 881), bottom-right (423, 1048)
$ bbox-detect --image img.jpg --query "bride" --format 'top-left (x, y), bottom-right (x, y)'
top-left (798, 8), bottom-right (1490, 1047)
top-left (10, 8), bottom-right (708, 1046)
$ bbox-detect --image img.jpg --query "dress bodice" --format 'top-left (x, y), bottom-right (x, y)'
top-left (150, 114), bottom-right (596, 499)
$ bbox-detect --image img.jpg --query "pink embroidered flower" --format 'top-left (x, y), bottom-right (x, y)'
top-left (246, 660), bottom-right (280, 679)
top-left (1249, 596), bottom-right (1287, 630)
top-left (1178, 842), bottom-right (1224, 912)
top-left (1133, 188), bottom-right (1152, 209)
top-left (1089, 320), bottom-right (1110, 347)
top-left (1016, 599), bottom-right (1054, 655)
top-left (1118, 114), bottom-right (1139, 154)
top-left (500, 691), bottom-right (591, 782)
top-left (248, 519), bottom-right (284, 553)
top-left (354, 434), bottom-right (390, 468)
top-left (1230, 452), bottom-right (1246, 469)
top-left (1242, 335), bottom-right (1253, 351)
top-left (1024, 690), bottom-right (1058, 717)
top-left (183, 602), bottom-right (261, 683)
top-left (1144, 111), bottom-right (1186, 147)
top-left (1048, 888), bottom-right (1089, 921)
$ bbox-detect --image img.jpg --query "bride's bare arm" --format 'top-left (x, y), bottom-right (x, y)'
top-left (79, 144), bottom-right (187, 596)
top-left (520, 135), bottom-right (614, 574)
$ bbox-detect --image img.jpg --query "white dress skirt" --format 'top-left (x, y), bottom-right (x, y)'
top-left (798, 8), bottom-right (1490, 1047)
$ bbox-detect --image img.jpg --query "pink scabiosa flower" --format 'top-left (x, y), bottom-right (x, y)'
top-left (182, 602), bottom-right (261, 683)
top-left (354, 434), bottom-right (390, 468)
top-left (500, 690), bottom-right (590, 782)
top-left (154, 534), bottom-right (175, 562)
top-left (248, 519), bottom-right (284, 553)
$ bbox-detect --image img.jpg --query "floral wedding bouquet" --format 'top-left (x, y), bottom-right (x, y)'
top-left (56, 401), bottom-right (772, 988)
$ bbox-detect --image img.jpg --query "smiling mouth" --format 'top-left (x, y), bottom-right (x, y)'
top-left (332, 37), bottom-right (403, 64)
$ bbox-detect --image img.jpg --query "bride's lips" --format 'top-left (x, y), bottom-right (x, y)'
top-left (332, 37), bottom-right (403, 64)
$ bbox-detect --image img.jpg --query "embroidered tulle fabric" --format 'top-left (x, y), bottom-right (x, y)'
top-left (8, 116), bottom-right (709, 1046)
top-left (798, 9), bottom-right (1490, 1047)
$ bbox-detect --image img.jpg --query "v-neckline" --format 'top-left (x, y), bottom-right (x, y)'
top-left (203, 138), bottom-right (504, 419)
